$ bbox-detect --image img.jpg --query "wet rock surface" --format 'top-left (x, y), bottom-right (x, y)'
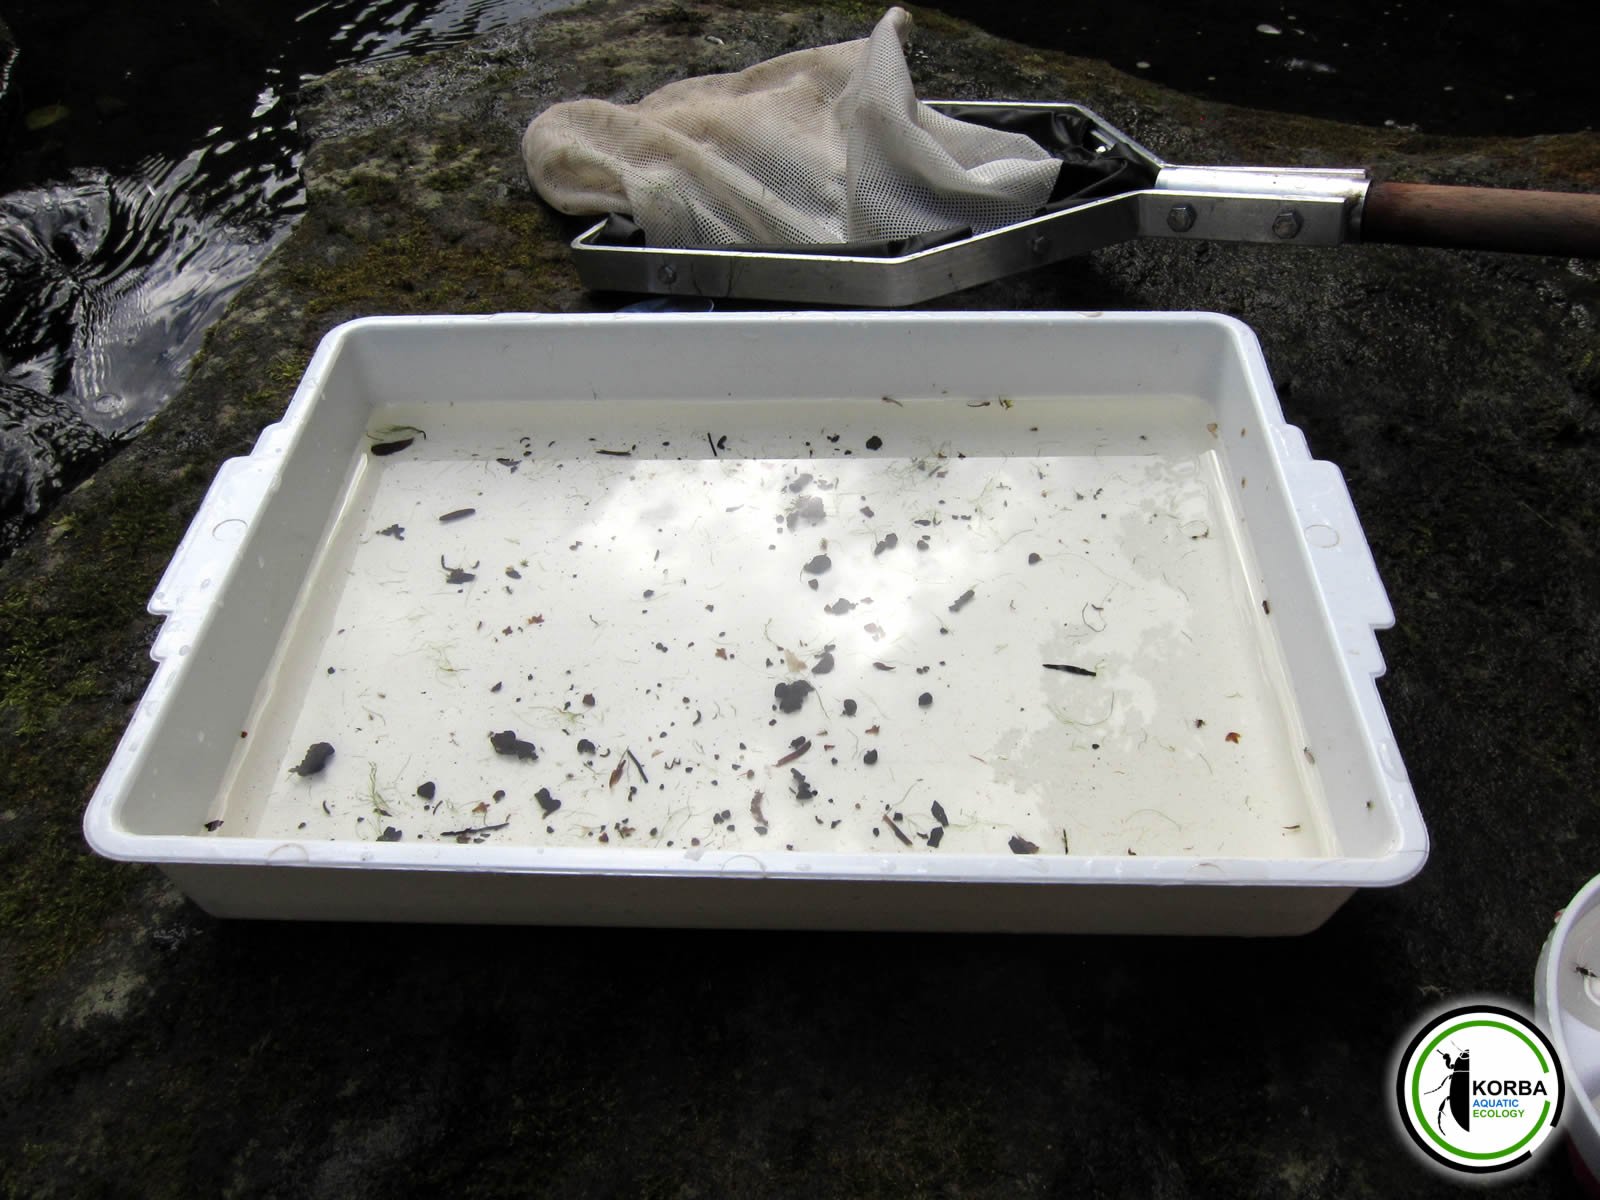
top-left (0, 2), bottom-right (1596, 1195)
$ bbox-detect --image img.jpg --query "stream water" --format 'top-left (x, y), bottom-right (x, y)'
top-left (0, 0), bottom-right (1590, 555)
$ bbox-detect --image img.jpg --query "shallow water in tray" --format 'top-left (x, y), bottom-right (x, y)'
top-left (211, 396), bottom-right (1327, 858)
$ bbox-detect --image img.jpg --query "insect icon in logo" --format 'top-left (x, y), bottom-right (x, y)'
top-left (1423, 1045), bottom-right (1471, 1133)
top-left (1394, 1004), bottom-right (1565, 1175)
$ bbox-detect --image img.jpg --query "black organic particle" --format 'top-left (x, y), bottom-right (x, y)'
top-left (915, 538), bottom-right (929, 551)
top-left (1043, 663), bottom-right (1097, 677)
top-left (535, 787), bottom-right (561, 816)
top-left (490, 730), bottom-right (538, 760)
top-left (290, 742), bottom-right (335, 776)
top-left (439, 508), bottom-right (476, 523)
top-left (865, 435), bottom-right (883, 451)
top-left (807, 579), bottom-right (819, 591)
top-left (417, 781), bottom-right (436, 800)
top-left (842, 698), bottom-right (858, 717)
top-left (377, 826), bottom-right (403, 842)
top-left (204, 819), bottom-right (224, 832)
top-left (931, 800), bottom-right (949, 827)
top-left (927, 826), bottom-right (944, 849)
top-left (791, 769), bottom-right (817, 801)
top-left (577, 738), bottom-right (597, 755)
top-left (443, 821), bottom-right (511, 838)
top-left (863, 749), bottom-right (878, 765)
top-left (813, 651), bottom-right (835, 675)
top-left (627, 748), bottom-right (649, 784)
top-left (825, 598), bottom-right (856, 615)
top-left (377, 524), bottom-right (406, 540)
top-left (948, 588), bottom-right (975, 613)
top-left (1028, 552), bottom-right (1042, 564)
top-left (873, 662), bottom-right (894, 672)
top-left (371, 438), bottom-right (414, 456)
top-left (788, 473), bottom-right (814, 493)
top-left (491, 681), bottom-right (503, 693)
top-left (773, 680), bottom-right (813, 714)
top-left (803, 554), bottom-right (832, 575)
top-left (873, 533), bottom-right (898, 556)
top-left (883, 815), bottom-right (913, 845)
top-left (655, 642), bottom-right (669, 652)
top-left (1008, 835), bottom-right (1040, 855)
top-left (860, 505), bottom-right (875, 517)
top-left (440, 556), bottom-right (476, 584)
top-left (582, 693), bottom-right (596, 707)
top-left (596, 447), bottom-right (632, 457)
top-left (506, 566), bottom-right (522, 579)
top-left (918, 692), bottom-right (933, 708)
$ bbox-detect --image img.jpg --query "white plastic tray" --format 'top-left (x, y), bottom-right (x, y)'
top-left (1536, 875), bottom-right (1600, 1181)
top-left (84, 312), bottom-right (1424, 933)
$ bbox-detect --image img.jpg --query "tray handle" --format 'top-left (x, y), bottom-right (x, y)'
top-left (1281, 458), bottom-right (1393, 680)
top-left (149, 452), bottom-right (279, 662)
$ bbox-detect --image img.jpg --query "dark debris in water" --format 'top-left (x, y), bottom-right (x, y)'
top-left (790, 769), bottom-right (817, 801)
top-left (1008, 835), bottom-right (1040, 855)
top-left (377, 524), bottom-right (405, 540)
top-left (803, 554), bottom-right (831, 575)
top-left (948, 588), bottom-right (975, 613)
top-left (370, 438), bottom-right (414, 456)
top-left (438, 507), bottom-right (475, 523)
top-left (440, 556), bottom-right (477, 584)
top-left (774, 680), bottom-right (813, 713)
top-left (931, 801), bottom-right (949, 827)
top-left (289, 742), bottom-right (335, 777)
top-left (535, 787), bottom-right (561, 816)
top-left (417, 781), bottom-right (436, 800)
top-left (489, 729), bottom-right (538, 760)
top-left (786, 496), bottom-right (826, 530)
top-left (377, 826), bottom-right (403, 842)
top-left (775, 737), bottom-right (811, 767)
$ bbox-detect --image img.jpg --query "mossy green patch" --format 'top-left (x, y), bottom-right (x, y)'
top-left (0, 476), bottom-right (195, 990)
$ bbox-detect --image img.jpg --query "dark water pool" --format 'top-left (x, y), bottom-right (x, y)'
top-left (0, 0), bottom-right (1591, 555)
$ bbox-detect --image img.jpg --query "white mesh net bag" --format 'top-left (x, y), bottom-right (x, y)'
top-left (522, 7), bottom-right (1060, 246)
